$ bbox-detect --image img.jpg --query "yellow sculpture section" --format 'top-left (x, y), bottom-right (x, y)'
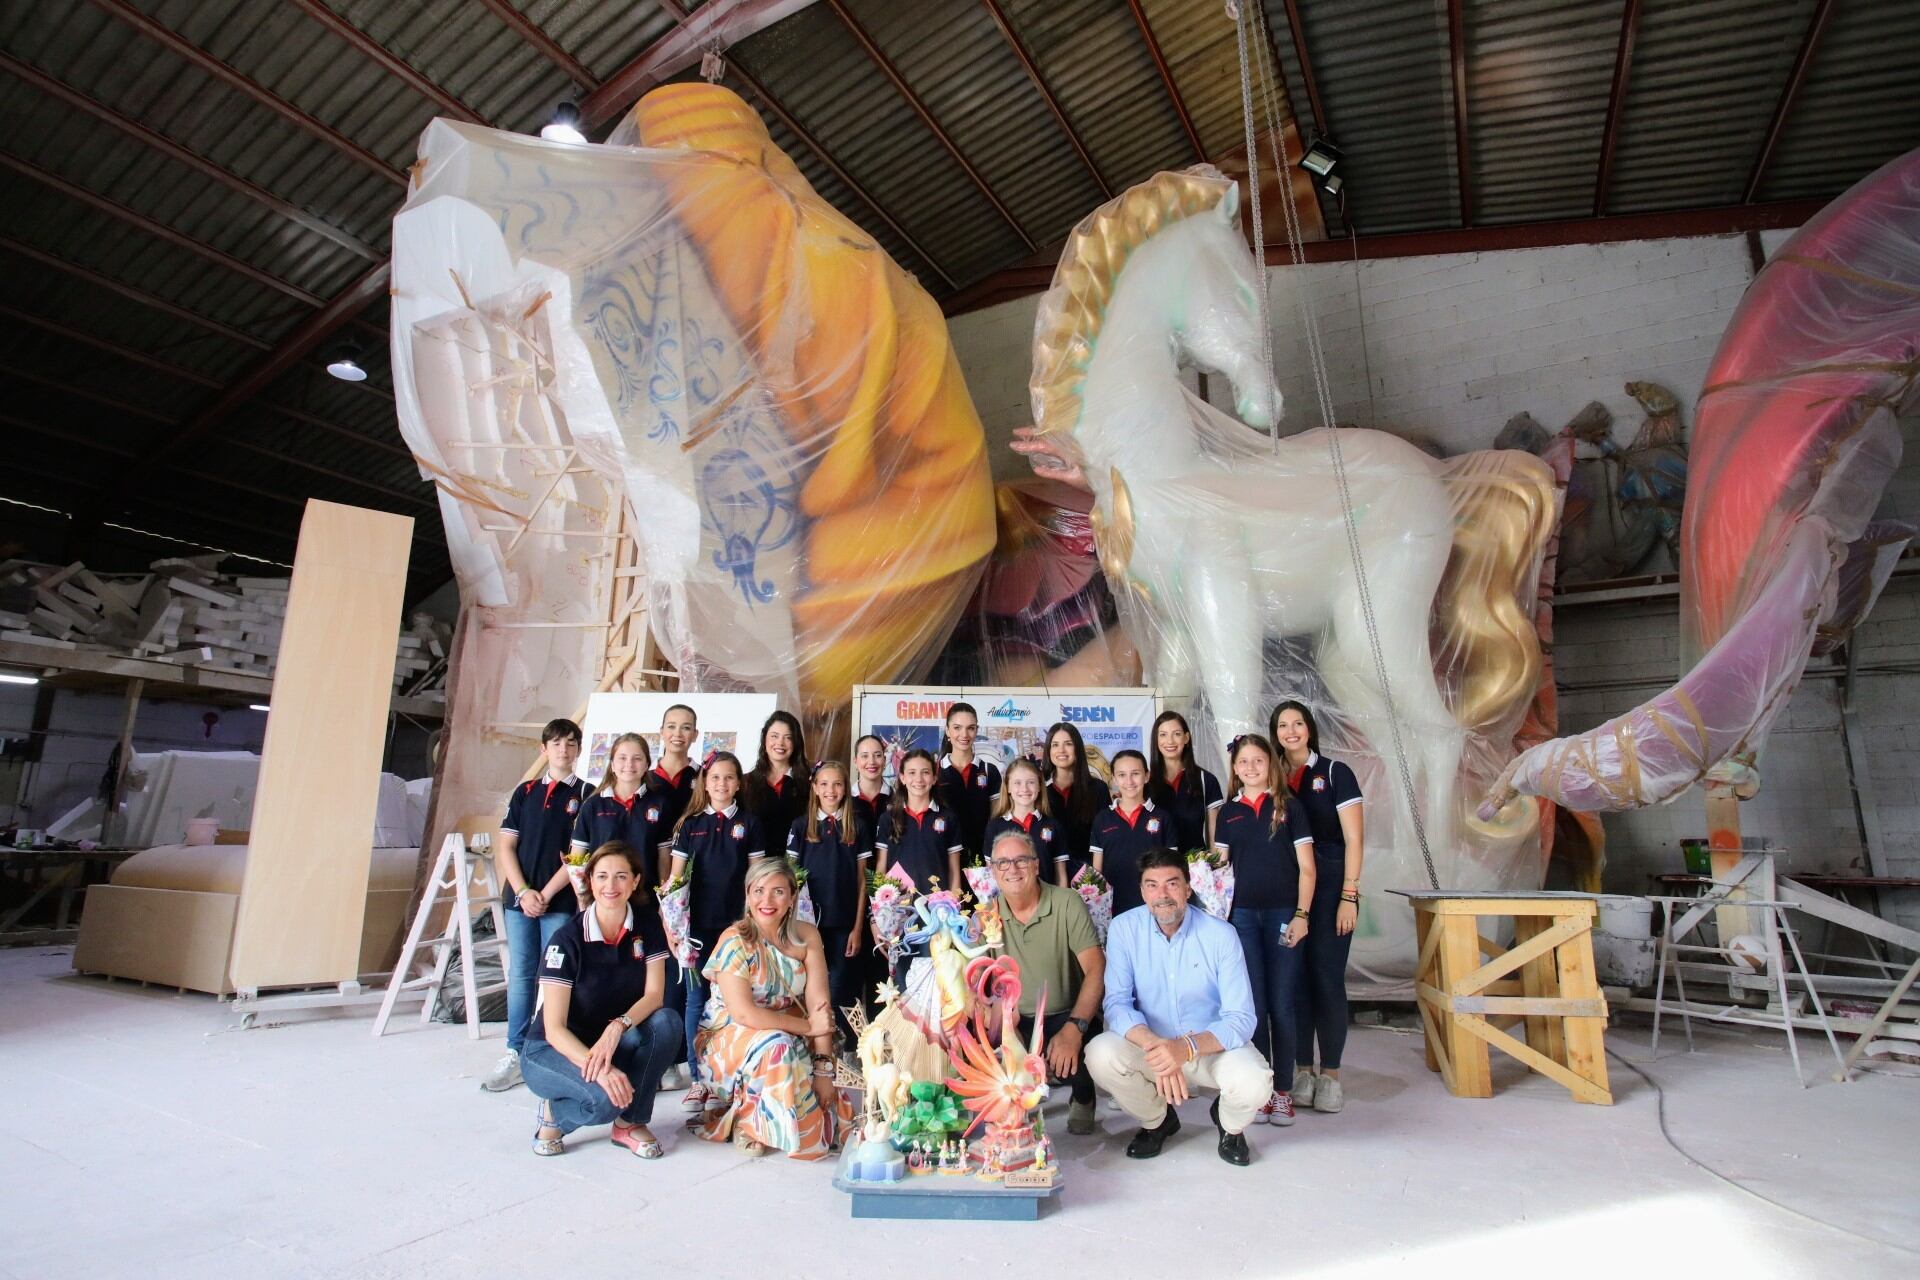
top-left (631, 84), bottom-right (995, 710)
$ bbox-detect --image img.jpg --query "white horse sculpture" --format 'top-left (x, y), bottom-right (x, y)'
top-left (1023, 168), bottom-right (1553, 903)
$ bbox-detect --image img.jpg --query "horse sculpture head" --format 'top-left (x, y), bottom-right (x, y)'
top-left (1165, 182), bottom-right (1278, 430)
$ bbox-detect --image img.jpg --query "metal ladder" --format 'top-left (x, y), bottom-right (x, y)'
top-left (373, 832), bottom-right (508, 1039)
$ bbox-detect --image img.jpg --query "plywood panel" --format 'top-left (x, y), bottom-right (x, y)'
top-left (228, 501), bottom-right (413, 990)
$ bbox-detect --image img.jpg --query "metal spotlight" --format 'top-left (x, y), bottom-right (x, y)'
top-left (326, 343), bottom-right (368, 383)
top-left (1301, 134), bottom-right (1343, 179)
top-left (541, 101), bottom-right (587, 145)
top-left (1321, 173), bottom-right (1344, 199)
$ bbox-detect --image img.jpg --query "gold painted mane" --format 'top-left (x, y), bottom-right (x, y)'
top-left (1029, 167), bottom-right (1235, 439)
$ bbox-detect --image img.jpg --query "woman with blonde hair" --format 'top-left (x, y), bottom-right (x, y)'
top-left (693, 857), bottom-right (852, 1158)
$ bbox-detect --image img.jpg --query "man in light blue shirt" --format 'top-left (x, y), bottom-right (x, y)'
top-left (1087, 850), bottom-right (1273, 1165)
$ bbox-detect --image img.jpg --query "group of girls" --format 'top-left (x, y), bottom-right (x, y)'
top-left (498, 696), bottom-right (1365, 1159)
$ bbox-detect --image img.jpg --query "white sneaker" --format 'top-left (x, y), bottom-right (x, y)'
top-left (660, 1063), bottom-right (689, 1090)
top-left (480, 1049), bottom-right (523, 1092)
top-left (1313, 1076), bottom-right (1345, 1114)
top-left (1292, 1068), bottom-right (1317, 1107)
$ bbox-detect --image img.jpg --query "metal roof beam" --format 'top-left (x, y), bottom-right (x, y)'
top-left (1124, 0), bottom-right (1203, 162)
top-left (1592, 0), bottom-right (1642, 217)
top-left (0, 54), bottom-right (382, 263)
top-left (1278, 0), bottom-right (1330, 141)
top-left (1445, 0), bottom-right (1473, 226)
top-left (1743, 0), bottom-right (1836, 204)
top-left (475, 0), bottom-right (599, 91)
top-left (86, 0), bottom-right (406, 186)
top-left (979, 0), bottom-right (1110, 198)
top-left (283, 0), bottom-right (486, 124)
top-left (0, 152), bottom-right (326, 307)
top-left (822, 0), bottom-right (1035, 250)
top-left (0, 234), bottom-right (272, 351)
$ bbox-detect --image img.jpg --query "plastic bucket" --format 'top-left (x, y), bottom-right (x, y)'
top-left (1597, 894), bottom-right (1654, 940)
top-left (1680, 838), bottom-right (1711, 875)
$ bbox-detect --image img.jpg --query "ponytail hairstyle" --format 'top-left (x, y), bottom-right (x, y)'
top-left (940, 701), bottom-right (980, 758)
top-left (1228, 733), bottom-right (1292, 836)
top-left (888, 748), bottom-right (940, 828)
top-left (596, 731), bottom-right (653, 795)
top-left (1148, 710), bottom-right (1199, 807)
top-left (1268, 698), bottom-right (1322, 760)
top-left (749, 710), bottom-right (810, 795)
top-left (1043, 721), bottom-right (1094, 828)
top-left (991, 756), bottom-right (1050, 820)
top-left (673, 751), bottom-right (743, 838)
top-left (805, 760), bottom-right (855, 842)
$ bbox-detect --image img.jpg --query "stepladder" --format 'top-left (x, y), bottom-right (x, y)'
top-left (1400, 890), bottom-right (1613, 1105)
top-left (373, 833), bottom-right (509, 1039)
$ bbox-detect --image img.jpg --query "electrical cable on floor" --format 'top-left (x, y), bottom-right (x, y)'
top-left (1606, 1048), bottom-right (1920, 1259)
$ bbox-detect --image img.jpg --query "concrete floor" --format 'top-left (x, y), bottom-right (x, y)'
top-left (3, 944), bottom-right (1915, 1279)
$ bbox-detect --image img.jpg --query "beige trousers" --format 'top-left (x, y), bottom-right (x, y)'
top-left (1086, 1031), bottom-right (1274, 1135)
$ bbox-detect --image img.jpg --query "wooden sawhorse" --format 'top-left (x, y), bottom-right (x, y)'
top-left (1400, 891), bottom-right (1613, 1105)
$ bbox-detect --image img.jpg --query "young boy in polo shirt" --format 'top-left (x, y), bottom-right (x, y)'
top-left (483, 717), bottom-right (590, 1093)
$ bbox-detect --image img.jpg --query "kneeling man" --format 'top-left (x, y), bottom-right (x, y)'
top-left (1086, 850), bottom-right (1273, 1165)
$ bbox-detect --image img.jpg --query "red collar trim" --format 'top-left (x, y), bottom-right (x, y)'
top-left (1115, 803), bottom-right (1145, 828)
top-left (1236, 791), bottom-right (1271, 815)
top-left (650, 764), bottom-right (691, 787)
top-left (1011, 812), bottom-right (1036, 832)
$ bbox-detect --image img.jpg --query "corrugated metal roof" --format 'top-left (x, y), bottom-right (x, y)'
top-left (1143, 0), bottom-right (1267, 161)
top-left (1465, 0), bottom-right (1617, 224)
top-left (1605, 0), bottom-right (1816, 214)
top-left (1293, 0), bottom-right (1462, 234)
top-left (1758, 0), bottom-right (1920, 203)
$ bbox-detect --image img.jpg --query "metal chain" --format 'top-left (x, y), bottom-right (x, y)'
top-left (1229, 2), bottom-right (1278, 441)
top-left (1236, 4), bottom-right (1440, 888)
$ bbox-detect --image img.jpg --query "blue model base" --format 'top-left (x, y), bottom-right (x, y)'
top-left (832, 1171), bottom-right (1064, 1221)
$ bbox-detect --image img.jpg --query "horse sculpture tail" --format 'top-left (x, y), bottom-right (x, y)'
top-left (1434, 452), bottom-right (1559, 732)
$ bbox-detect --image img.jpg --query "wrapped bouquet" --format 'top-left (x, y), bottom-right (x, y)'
top-left (963, 862), bottom-right (999, 902)
top-left (867, 864), bottom-right (919, 953)
top-left (1070, 864), bottom-right (1113, 944)
top-left (657, 865), bottom-right (697, 967)
top-left (563, 849), bottom-right (589, 900)
top-left (1186, 848), bottom-right (1235, 920)
top-left (792, 862), bottom-right (818, 925)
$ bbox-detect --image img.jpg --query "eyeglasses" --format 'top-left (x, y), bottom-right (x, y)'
top-left (989, 856), bottom-right (1039, 871)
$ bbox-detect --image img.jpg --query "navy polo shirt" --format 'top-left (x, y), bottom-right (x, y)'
top-left (936, 754), bottom-right (1003, 859)
top-left (1289, 752), bottom-right (1363, 907)
top-left (1089, 800), bottom-right (1176, 916)
top-left (851, 787), bottom-right (892, 829)
top-left (644, 764), bottom-right (696, 861)
top-left (980, 811), bottom-right (1062, 868)
top-left (787, 811), bottom-right (873, 929)
top-left (745, 770), bottom-right (806, 852)
top-left (672, 804), bottom-right (766, 939)
top-left (571, 788), bottom-right (661, 883)
top-left (531, 903), bottom-right (670, 1046)
top-left (1047, 775), bottom-right (1110, 881)
top-left (1212, 790), bottom-right (1315, 912)
top-left (875, 800), bottom-right (963, 892)
top-left (501, 774), bottom-right (590, 912)
top-left (1151, 766), bottom-right (1225, 852)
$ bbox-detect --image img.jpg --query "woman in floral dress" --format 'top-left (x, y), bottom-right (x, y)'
top-left (694, 857), bottom-right (853, 1158)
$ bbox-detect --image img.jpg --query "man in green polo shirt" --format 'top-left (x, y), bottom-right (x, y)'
top-left (989, 828), bottom-right (1106, 1135)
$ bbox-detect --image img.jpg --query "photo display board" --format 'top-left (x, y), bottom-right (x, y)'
top-left (581, 691), bottom-right (779, 779)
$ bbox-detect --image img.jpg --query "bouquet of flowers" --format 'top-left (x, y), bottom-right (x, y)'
top-left (867, 864), bottom-right (919, 952)
top-left (657, 865), bottom-right (697, 967)
top-left (563, 849), bottom-right (589, 900)
top-left (963, 862), bottom-right (999, 902)
top-left (1070, 864), bottom-right (1113, 944)
top-left (1186, 848), bottom-right (1235, 920)
top-left (791, 861), bottom-right (818, 925)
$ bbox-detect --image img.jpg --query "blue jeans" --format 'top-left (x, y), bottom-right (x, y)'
top-left (1232, 906), bottom-right (1303, 1089)
top-left (683, 932), bottom-right (712, 1079)
top-left (504, 906), bottom-right (570, 1054)
top-left (520, 1007), bottom-right (678, 1133)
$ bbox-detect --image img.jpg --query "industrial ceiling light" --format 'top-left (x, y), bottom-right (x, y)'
top-left (1301, 134), bottom-right (1343, 179)
top-left (249, 703), bottom-right (270, 712)
top-left (1322, 172), bottom-right (1344, 199)
top-left (0, 672), bottom-right (40, 686)
top-left (325, 343), bottom-right (368, 382)
top-left (541, 101), bottom-right (587, 145)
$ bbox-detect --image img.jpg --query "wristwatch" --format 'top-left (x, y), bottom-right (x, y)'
top-left (1068, 1016), bottom-right (1091, 1035)
top-left (615, 1014), bottom-right (634, 1030)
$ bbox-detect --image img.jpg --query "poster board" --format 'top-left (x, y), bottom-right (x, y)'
top-left (581, 691), bottom-right (779, 778)
top-left (852, 685), bottom-right (1161, 781)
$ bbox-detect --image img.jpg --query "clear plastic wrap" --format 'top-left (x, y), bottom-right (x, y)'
top-left (1013, 167), bottom-right (1558, 976)
top-left (388, 83), bottom-right (996, 841)
top-left (1488, 146), bottom-right (1920, 815)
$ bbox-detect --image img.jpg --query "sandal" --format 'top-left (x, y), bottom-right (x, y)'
top-left (732, 1126), bottom-right (769, 1157)
top-left (531, 1101), bottom-right (565, 1157)
top-left (611, 1122), bottom-right (664, 1159)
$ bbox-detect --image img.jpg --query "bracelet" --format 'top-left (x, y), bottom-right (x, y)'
top-left (1293, 908), bottom-right (1308, 920)
top-left (1182, 1032), bottom-right (1198, 1063)
top-left (1340, 892), bottom-right (1360, 903)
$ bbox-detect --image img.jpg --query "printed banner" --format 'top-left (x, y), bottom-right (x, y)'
top-left (581, 691), bottom-right (778, 780)
top-left (852, 685), bottom-right (1161, 781)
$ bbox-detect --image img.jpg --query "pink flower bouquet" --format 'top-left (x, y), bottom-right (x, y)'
top-left (1186, 849), bottom-right (1235, 920)
top-left (1070, 864), bottom-right (1113, 944)
top-left (868, 864), bottom-right (919, 947)
top-left (963, 863), bottom-right (999, 902)
top-left (792, 863), bottom-right (818, 925)
top-left (657, 866), bottom-right (696, 967)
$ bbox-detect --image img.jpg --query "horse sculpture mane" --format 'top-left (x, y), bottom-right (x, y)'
top-left (1030, 168), bottom-right (1236, 440)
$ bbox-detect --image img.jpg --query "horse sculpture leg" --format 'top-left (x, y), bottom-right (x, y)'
top-left (1177, 536), bottom-right (1263, 746)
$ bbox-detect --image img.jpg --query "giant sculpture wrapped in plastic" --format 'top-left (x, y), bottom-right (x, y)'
top-left (1016, 167), bottom-right (1557, 976)
top-left (1485, 146), bottom-right (1920, 815)
top-left (389, 84), bottom-right (994, 839)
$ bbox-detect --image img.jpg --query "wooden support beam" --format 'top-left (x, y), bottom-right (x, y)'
top-left (1592, 0), bottom-right (1642, 216)
top-left (1743, 0), bottom-right (1835, 203)
top-left (823, 0), bottom-right (1034, 250)
top-left (1124, 0), bottom-right (1203, 162)
top-left (979, 0), bottom-right (1110, 198)
top-left (1445, 0), bottom-right (1473, 226)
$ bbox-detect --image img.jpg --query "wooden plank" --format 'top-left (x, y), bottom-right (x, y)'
top-left (1782, 878), bottom-right (1920, 954)
top-left (1515, 915), bottom-right (1567, 1065)
top-left (1449, 995), bottom-right (1607, 1017)
top-left (1458, 1012), bottom-right (1612, 1105)
top-left (228, 501), bottom-right (413, 991)
top-left (1414, 903), bottom-right (1440, 1072)
top-left (1420, 897), bottom-right (1597, 918)
top-left (1554, 928), bottom-right (1611, 1104)
top-left (1436, 916), bottom-right (1492, 1097)
top-left (1455, 917), bottom-right (1586, 996)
